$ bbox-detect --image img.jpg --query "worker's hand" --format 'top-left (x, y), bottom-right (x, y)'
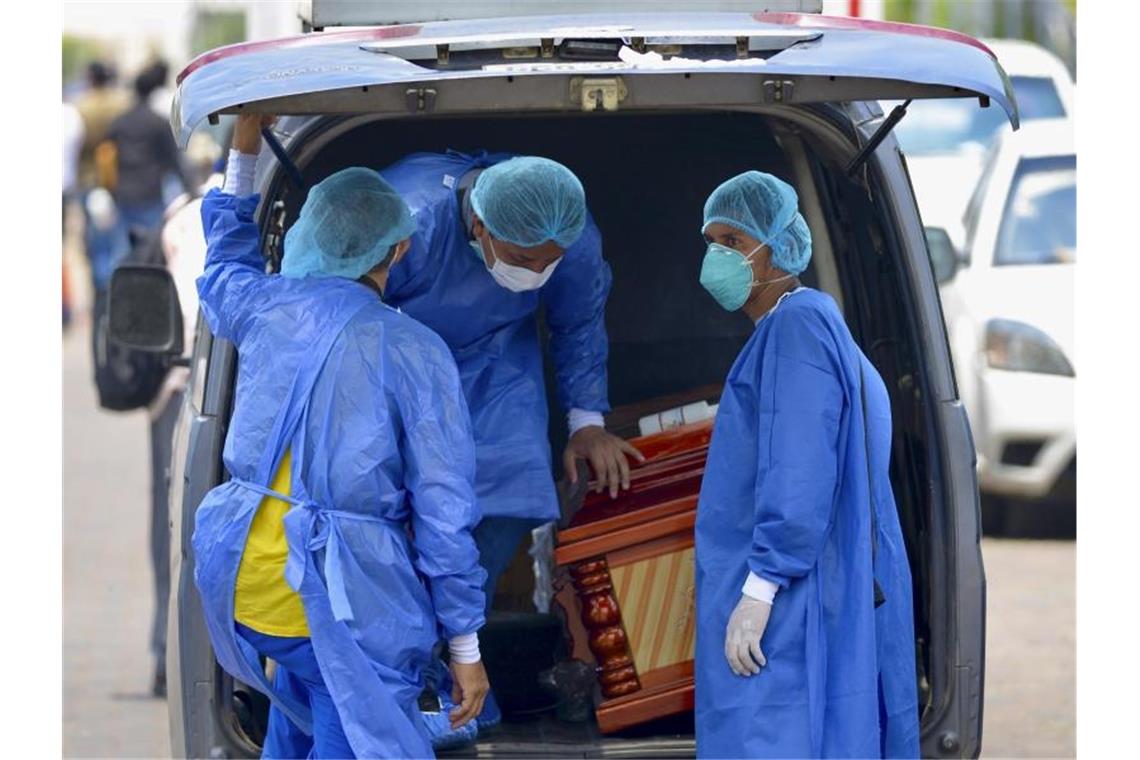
top-left (232, 113), bottom-right (278, 156)
top-left (724, 595), bottom-right (771, 677)
top-left (563, 426), bottom-right (646, 499)
top-left (448, 660), bottom-right (490, 730)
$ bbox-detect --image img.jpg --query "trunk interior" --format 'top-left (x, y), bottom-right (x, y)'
top-left (230, 109), bottom-right (937, 756)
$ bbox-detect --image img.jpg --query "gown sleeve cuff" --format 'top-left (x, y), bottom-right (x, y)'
top-left (448, 632), bottom-right (481, 664)
top-left (567, 408), bottom-right (605, 436)
top-left (223, 149), bottom-right (258, 196)
top-left (742, 572), bottom-right (779, 604)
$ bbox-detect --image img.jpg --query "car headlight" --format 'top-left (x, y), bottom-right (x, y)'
top-left (984, 319), bottom-right (1074, 376)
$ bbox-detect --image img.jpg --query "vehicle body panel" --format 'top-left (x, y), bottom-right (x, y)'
top-left (172, 12), bottom-right (1017, 147)
top-left (297, 0), bottom-right (824, 28)
top-left (945, 119), bottom-right (1075, 499)
top-left (857, 106), bottom-right (986, 754)
top-left (162, 14), bottom-right (999, 759)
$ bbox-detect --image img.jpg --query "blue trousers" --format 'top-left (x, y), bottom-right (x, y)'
top-left (472, 516), bottom-right (545, 613)
top-left (83, 196), bottom-right (165, 293)
top-left (235, 623), bottom-right (355, 760)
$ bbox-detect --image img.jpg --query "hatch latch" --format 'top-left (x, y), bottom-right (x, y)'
top-left (570, 77), bottom-right (628, 112)
top-left (404, 87), bottom-right (438, 114)
top-left (762, 80), bottom-right (796, 104)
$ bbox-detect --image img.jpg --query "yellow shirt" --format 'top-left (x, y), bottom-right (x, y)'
top-left (233, 450), bottom-right (310, 637)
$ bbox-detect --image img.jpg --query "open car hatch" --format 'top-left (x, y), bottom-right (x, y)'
top-left (172, 12), bottom-right (1018, 147)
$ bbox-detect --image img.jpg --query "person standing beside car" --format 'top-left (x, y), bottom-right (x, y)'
top-left (62, 100), bottom-right (84, 328)
top-left (693, 171), bottom-right (920, 758)
top-left (91, 64), bottom-right (194, 698)
top-left (103, 63), bottom-right (192, 263)
top-left (74, 60), bottom-right (129, 296)
top-left (192, 113), bottom-right (490, 758)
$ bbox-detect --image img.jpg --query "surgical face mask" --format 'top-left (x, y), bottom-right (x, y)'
top-left (473, 235), bottom-right (560, 292)
top-left (699, 242), bottom-right (792, 312)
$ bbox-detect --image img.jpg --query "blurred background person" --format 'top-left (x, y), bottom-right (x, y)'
top-left (62, 101), bottom-right (84, 329)
top-left (74, 60), bottom-right (129, 298)
top-left (81, 60), bottom-right (194, 696)
top-left (145, 58), bottom-right (174, 118)
top-left (103, 61), bottom-right (192, 268)
top-left (139, 135), bottom-right (226, 699)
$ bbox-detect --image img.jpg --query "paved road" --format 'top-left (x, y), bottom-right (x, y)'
top-left (63, 320), bottom-right (170, 759)
top-left (980, 538), bottom-right (1075, 758)
top-left (61, 318), bottom-right (1074, 758)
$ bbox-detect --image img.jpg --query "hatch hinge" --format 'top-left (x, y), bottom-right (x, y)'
top-left (845, 99), bottom-right (912, 176)
top-left (541, 37), bottom-right (555, 58)
top-left (570, 77), bottom-right (628, 112)
top-left (736, 36), bottom-right (750, 58)
top-left (404, 87), bottom-right (438, 114)
top-left (762, 80), bottom-right (795, 104)
top-left (436, 44), bottom-right (450, 65)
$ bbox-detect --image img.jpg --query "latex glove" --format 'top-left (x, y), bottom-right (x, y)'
top-left (724, 595), bottom-right (771, 676)
top-left (562, 426), bottom-right (645, 499)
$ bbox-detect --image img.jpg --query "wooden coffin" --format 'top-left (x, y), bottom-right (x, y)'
top-left (553, 420), bottom-right (713, 734)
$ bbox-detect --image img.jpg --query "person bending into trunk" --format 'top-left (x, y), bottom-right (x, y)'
top-left (192, 113), bottom-right (489, 758)
top-left (373, 148), bottom-right (645, 733)
top-left (693, 171), bottom-right (920, 758)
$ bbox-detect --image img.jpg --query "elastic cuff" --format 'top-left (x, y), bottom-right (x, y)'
top-left (568, 408), bottom-right (605, 436)
top-left (223, 149), bottom-right (258, 196)
top-left (448, 632), bottom-right (481, 664)
top-left (742, 572), bottom-right (779, 604)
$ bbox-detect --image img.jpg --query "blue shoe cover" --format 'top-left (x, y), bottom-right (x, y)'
top-left (421, 692), bottom-right (479, 751)
top-left (476, 689), bottom-right (502, 731)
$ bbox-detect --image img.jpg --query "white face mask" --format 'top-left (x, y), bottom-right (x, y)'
top-left (472, 236), bottom-right (560, 292)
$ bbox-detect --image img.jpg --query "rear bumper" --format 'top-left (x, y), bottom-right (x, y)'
top-left (973, 369), bottom-right (1074, 499)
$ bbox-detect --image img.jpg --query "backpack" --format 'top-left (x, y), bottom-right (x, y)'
top-left (92, 224), bottom-right (171, 411)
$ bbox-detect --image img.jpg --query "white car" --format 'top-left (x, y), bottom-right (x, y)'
top-left (888, 38), bottom-right (1074, 219)
top-left (927, 119), bottom-right (1075, 507)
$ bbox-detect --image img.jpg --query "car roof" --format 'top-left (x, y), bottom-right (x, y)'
top-left (980, 38), bottom-right (1073, 82)
top-left (991, 117), bottom-right (1074, 158)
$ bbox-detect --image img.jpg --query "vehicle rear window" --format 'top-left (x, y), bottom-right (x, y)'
top-left (1010, 75), bottom-right (1067, 121)
top-left (888, 75), bottom-right (1066, 155)
top-left (994, 154), bottom-right (1075, 266)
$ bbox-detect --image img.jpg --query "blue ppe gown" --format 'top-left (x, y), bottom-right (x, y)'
top-left (191, 189), bottom-right (487, 758)
top-left (380, 150), bottom-right (613, 522)
top-left (694, 288), bottom-right (920, 759)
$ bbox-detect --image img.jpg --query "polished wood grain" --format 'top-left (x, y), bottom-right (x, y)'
top-left (554, 508), bottom-right (696, 566)
top-left (610, 547), bottom-right (697, 673)
top-left (555, 419), bottom-right (712, 733)
top-left (569, 560), bottom-right (641, 699)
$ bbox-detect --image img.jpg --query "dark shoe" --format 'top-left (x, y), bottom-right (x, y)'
top-left (152, 667), bottom-right (167, 699)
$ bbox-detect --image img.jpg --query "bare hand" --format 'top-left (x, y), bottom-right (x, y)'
top-left (448, 660), bottom-right (490, 730)
top-left (232, 112), bottom-right (278, 156)
top-left (562, 426), bottom-right (645, 499)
